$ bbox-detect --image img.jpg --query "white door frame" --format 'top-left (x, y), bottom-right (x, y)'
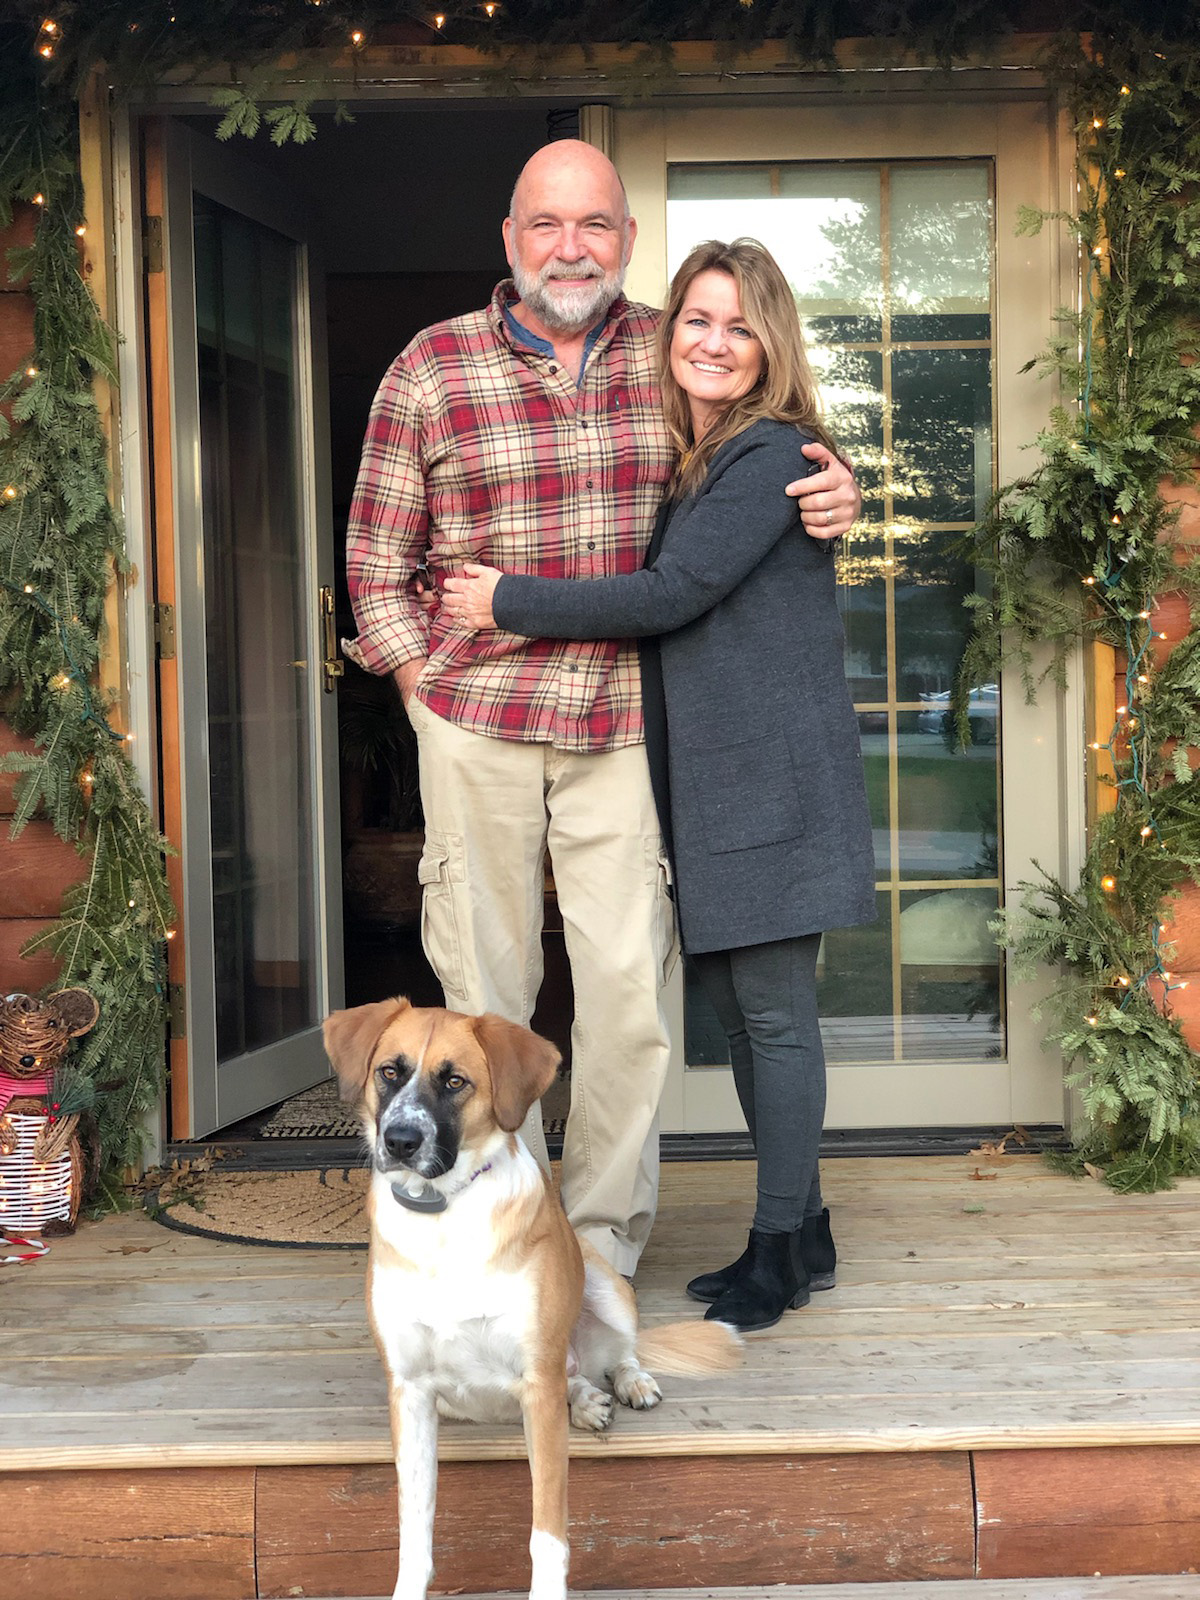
top-left (104, 70), bottom-right (1081, 1139)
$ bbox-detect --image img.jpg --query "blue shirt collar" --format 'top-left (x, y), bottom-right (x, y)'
top-left (501, 299), bottom-right (607, 385)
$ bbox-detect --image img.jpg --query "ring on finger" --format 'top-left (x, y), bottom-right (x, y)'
top-left (824, 508), bottom-right (834, 526)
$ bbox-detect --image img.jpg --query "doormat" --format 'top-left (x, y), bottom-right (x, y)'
top-left (257, 1071), bottom-right (570, 1140)
top-left (259, 1079), bottom-right (362, 1139)
top-left (151, 1165), bottom-right (369, 1249)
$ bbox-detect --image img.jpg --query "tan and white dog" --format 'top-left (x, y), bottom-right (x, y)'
top-left (324, 997), bottom-right (740, 1600)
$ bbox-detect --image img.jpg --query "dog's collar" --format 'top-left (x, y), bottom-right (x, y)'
top-left (390, 1161), bottom-right (493, 1214)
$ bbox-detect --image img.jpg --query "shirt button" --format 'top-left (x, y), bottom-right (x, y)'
top-left (587, 540), bottom-right (596, 550)
top-left (548, 364), bottom-right (557, 374)
top-left (586, 478), bottom-right (594, 488)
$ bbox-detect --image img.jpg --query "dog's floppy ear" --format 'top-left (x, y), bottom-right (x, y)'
top-left (323, 998), bottom-right (410, 1103)
top-left (471, 1014), bottom-right (561, 1133)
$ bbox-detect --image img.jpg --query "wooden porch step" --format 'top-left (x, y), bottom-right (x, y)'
top-left (5, 1157), bottom-right (1200, 1473)
top-left (319, 1581), bottom-right (1200, 1600)
top-left (10, 1449), bottom-right (1199, 1600)
top-left (4, 1158), bottom-right (1200, 1598)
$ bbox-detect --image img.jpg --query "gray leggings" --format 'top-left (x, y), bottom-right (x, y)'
top-left (689, 933), bottom-right (825, 1234)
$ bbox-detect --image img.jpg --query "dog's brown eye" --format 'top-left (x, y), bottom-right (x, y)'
top-left (379, 1064), bottom-right (398, 1081)
top-left (445, 1074), bottom-right (467, 1091)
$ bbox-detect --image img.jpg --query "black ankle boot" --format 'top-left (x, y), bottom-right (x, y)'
top-left (703, 1227), bottom-right (810, 1332)
top-left (686, 1237), bottom-right (750, 1304)
top-left (687, 1209), bottom-right (836, 1303)
top-left (798, 1207), bottom-right (836, 1291)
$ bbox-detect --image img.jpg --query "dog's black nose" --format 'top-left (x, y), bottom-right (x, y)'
top-left (383, 1123), bottom-right (425, 1163)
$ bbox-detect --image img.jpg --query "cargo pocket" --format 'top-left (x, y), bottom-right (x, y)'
top-left (644, 836), bottom-right (680, 984)
top-left (417, 829), bottom-right (466, 998)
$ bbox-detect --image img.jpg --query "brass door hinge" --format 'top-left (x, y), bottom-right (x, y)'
top-left (143, 214), bottom-right (164, 275)
top-left (154, 601), bottom-right (176, 660)
top-left (167, 982), bottom-right (186, 1039)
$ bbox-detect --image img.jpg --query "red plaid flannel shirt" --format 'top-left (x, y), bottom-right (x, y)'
top-left (343, 283), bottom-right (674, 752)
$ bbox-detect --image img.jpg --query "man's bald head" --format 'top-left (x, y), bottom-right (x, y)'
top-left (508, 140), bottom-right (630, 227)
top-left (503, 140), bottom-right (637, 338)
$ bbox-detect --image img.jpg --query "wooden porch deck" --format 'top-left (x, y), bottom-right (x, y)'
top-left (2, 1153), bottom-right (1199, 1598)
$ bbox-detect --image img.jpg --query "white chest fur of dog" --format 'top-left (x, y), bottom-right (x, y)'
top-left (369, 1142), bottom-right (547, 1426)
top-left (324, 998), bottom-right (740, 1600)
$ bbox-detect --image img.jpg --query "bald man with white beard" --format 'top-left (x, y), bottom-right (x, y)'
top-left (345, 140), bottom-right (860, 1274)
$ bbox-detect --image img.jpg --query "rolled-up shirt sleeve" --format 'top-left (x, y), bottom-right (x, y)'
top-left (343, 355), bottom-right (433, 676)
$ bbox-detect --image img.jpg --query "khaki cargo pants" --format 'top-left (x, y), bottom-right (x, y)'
top-left (407, 696), bottom-right (677, 1274)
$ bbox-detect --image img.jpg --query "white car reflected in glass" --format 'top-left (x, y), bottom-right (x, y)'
top-left (916, 683), bottom-right (999, 743)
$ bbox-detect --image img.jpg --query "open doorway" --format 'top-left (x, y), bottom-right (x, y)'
top-left (165, 101), bottom-right (584, 1142)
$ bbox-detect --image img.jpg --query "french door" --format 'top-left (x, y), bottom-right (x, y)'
top-left (616, 99), bottom-right (1078, 1132)
top-left (147, 124), bottom-right (343, 1136)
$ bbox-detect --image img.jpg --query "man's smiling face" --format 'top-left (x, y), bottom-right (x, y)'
top-left (503, 142), bottom-right (635, 337)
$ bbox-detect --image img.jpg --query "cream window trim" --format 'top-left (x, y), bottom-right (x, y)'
top-left (108, 105), bottom-right (160, 818)
top-left (579, 103), bottom-right (615, 159)
top-left (623, 97), bottom-right (1080, 1132)
top-left (82, 90), bottom-right (164, 1163)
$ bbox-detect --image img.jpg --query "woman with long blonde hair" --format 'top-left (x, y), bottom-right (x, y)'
top-left (657, 238), bottom-right (838, 497)
top-left (444, 239), bottom-right (874, 1331)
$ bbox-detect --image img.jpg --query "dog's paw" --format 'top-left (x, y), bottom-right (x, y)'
top-left (611, 1362), bottom-right (662, 1411)
top-left (568, 1377), bottom-right (615, 1431)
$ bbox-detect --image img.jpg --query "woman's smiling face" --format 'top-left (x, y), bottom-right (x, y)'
top-left (669, 268), bottom-right (765, 438)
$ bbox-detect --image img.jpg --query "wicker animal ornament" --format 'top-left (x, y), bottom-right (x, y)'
top-left (0, 989), bottom-right (100, 1163)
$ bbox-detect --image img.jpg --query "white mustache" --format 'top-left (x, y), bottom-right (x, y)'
top-left (541, 261), bottom-right (603, 282)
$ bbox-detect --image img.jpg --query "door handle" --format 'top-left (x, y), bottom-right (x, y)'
top-left (320, 585), bottom-right (344, 693)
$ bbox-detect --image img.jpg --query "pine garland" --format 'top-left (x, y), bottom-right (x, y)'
top-left (956, 29), bottom-right (1200, 1190)
top-left (1, 0), bottom-right (1199, 1197)
top-left (0, 66), bottom-right (175, 1203)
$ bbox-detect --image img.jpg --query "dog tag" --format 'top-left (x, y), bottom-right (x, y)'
top-left (390, 1178), bottom-right (448, 1214)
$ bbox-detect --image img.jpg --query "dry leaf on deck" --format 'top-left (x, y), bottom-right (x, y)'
top-left (1083, 1161), bottom-right (1107, 1182)
top-left (970, 1134), bottom-right (1010, 1158)
top-left (968, 1167), bottom-right (999, 1181)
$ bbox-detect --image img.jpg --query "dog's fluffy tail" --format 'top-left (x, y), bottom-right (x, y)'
top-left (637, 1319), bottom-right (742, 1375)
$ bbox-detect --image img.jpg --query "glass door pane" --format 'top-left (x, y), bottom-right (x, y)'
top-left (161, 119), bottom-right (342, 1137)
top-left (193, 196), bottom-right (319, 1065)
top-left (668, 160), bottom-right (1001, 1072)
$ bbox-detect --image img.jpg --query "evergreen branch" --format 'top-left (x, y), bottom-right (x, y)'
top-left (959, 31), bottom-right (1200, 1188)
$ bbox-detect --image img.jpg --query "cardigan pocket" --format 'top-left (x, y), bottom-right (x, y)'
top-left (689, 732), bottom-right (804, 855)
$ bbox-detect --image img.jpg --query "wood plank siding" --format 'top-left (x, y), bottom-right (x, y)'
top-left (0, 209), bottom-right (85, 995)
